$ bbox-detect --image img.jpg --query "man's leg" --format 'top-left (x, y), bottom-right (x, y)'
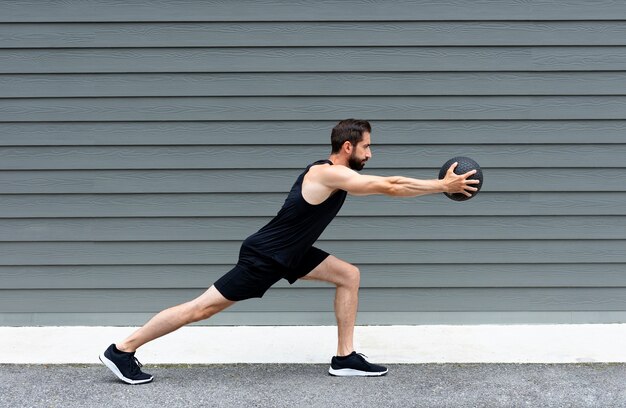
top-left (301, 255), bottom-right (388, 376)
top-left (301, 255), bottom-right (360, 357)
top-left (118, 285), bottom-right (235, 352)
top-left (100, 285), bottom-right (235, 384)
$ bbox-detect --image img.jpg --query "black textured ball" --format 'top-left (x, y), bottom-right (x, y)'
top-left (438, 156), bottom-right (483, 201)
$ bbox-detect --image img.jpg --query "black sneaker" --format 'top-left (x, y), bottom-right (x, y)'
top-left (328, 351), bottom-right (388, 377)
top-left (99, 344), bottom-right (153, 385)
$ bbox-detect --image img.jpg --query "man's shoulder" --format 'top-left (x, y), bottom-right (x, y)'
top-left (306, 163), bottom-right (359, 192)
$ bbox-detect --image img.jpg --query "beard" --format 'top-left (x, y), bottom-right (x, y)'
top-left (348, 153), bottom-right (367, 171)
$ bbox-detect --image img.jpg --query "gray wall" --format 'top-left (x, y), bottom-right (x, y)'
top-left (2, 0), bottom-right (626, 326)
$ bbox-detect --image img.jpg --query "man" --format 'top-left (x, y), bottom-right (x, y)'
top-left (100, 119), bottom-right (479, 383)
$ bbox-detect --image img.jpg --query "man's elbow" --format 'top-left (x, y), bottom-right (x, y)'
top-left (380, 179), bottom-right (402, 196)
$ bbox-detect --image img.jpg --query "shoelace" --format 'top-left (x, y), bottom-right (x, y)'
top-left (354, 352), bottom-right (375, 368)
top-left (134, 356), bottom-right (144, 368)
top-left (128, 355), bottom-right (144, 375)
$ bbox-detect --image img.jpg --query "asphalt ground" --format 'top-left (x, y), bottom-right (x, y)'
top-left (2, 363), bottom-right (626, 407)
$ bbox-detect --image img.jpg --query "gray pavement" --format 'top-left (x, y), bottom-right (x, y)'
top-left (2, 363), bottom-right (626, 407)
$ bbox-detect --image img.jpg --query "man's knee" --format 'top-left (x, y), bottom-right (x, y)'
top-left (338, 263), bottom-right (360, 289)
top-left (188, 286), bottom-right (235, 322)
top-left (188, 301), bottom-right (214, 322)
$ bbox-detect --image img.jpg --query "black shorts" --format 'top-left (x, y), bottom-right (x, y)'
top-left (213, 245), bottom-right (329, 301)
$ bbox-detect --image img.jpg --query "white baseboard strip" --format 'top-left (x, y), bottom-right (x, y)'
top-left (1, 324), bottom-right (626, 364)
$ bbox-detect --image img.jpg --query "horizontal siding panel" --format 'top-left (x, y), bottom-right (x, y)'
top-left (3, 120), bottom-right (626, 146)
top-left (5, 96), bottom-right (626, 122)
top-left (0, 121), bottom-right (332, 146)
top-left (5, 216), bottom-right (626, 242)
top-left (4, 47), bottom-right (626, 74)
top-left (1, 240), bottom-right (625, 265)
top-left (5, 311), bottom-right (626, 326)
top-left (2, 192), bottom-right (625, 218)
top-left (5, 22), bottom-right (626, 48)
top-left (3, 144), bottom-right (626, 170)
top-left (4, 0), bottom-right (626, 22)
top-left (2, 287), bottom-right (626, 312)
top-left (1, 169), bottom-right (624, 194)
top-left (9, 72), bottom-right (626, 98)
top-left (4, 264), bottom-right (626, 289)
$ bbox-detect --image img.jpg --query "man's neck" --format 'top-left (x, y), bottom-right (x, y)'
top-left (328, 154), bottom-right (348, 167)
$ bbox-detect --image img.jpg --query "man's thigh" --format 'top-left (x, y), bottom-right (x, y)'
top-left (300, 255), bottom-right (357, 286)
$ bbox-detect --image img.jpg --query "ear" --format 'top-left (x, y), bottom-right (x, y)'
top-left (342, 140), bottom-right (353, 154)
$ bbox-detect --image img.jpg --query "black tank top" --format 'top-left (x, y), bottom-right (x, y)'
top-left (242, 159), bottom-right (347, 268)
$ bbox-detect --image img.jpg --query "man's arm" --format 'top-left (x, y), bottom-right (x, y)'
top-left (319, 163), bottom-right (479, 198)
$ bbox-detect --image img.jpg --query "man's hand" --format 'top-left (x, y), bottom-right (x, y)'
top-left (442, 162), bottom-right (481, 198)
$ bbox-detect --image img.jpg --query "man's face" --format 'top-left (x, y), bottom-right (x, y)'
top-left (348, 132), bottom-right (372, 171)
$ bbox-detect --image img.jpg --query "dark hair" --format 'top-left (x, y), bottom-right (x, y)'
top-left (330, 119), bottom-right (371, 153)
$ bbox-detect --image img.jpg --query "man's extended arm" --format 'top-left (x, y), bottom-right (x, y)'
top-left (319, 163), bottom-right (479, 198)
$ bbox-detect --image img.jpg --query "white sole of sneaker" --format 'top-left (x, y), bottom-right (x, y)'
top-left (328, 367), bottom-right (388, 377)
top-left (99, 353), bottom-right (153, 385)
